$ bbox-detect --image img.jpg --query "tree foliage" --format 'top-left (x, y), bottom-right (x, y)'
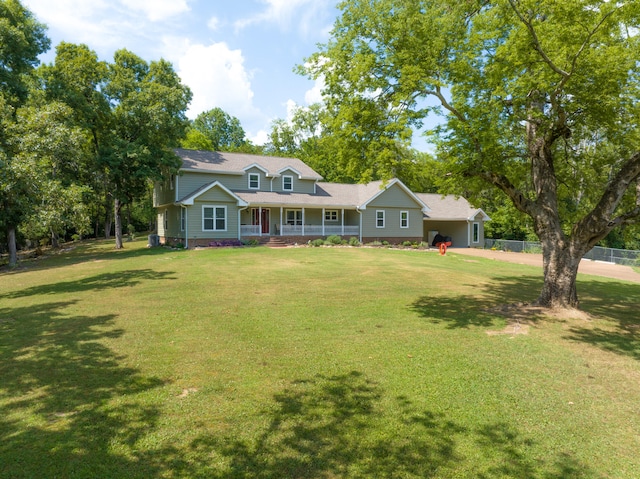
top-left (0, 0), bottom-right (50, 265)
top-left (186, 107), bottom-right (246, 151)
top-left (305, 0), bottom-right (640, 308)
top-left (266, 102), bottom-right (439, 192)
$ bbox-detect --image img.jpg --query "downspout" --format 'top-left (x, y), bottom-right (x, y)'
top-left (181, 205), bottom-right (188, 249)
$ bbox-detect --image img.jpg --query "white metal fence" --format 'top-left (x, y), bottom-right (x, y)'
top-left (484, 239), bottom-right (640, 266)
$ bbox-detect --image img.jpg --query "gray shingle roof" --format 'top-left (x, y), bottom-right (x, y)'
top-left (416, 193), bottom-right (484, 220)
top-left (176, 148), bottom-right (323, 180)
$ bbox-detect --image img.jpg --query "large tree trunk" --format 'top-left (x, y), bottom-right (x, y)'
top-left (7, 226), bottom-right (17, 267)
top-left (114, 198), bottom-right (123, 249)
top-left (104, 213), bottom-right (112, 239)
top-left (536, 239), bottom-right (583, 308)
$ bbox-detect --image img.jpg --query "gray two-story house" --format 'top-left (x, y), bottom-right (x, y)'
top-left (153, 149), bottom-right (489, 248)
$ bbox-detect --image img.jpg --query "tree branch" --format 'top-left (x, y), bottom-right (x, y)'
top-left (575, 151), bottom-right (640, 240)
top-left (507, 0), bottom-right (569, 79)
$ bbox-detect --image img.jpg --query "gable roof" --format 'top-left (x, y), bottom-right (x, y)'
top-left (178, 181), bottom-right (248, 207)
top-left (416, 193), bottom-right (490, 221)
top-left (358, 179), bottom-right (430, 212)
top-left (233, 179), bottom-right (430, 211)
top-left (176, 148), bottom-right (323, 181)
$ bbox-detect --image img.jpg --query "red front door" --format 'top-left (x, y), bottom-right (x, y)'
top-left (252, 208), bottom-right (270, 235)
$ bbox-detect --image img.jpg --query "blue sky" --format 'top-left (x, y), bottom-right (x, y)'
top-left (22, 0), bottom-right (340, 146)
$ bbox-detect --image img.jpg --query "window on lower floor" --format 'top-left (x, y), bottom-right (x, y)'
top-left (163, 210), bottom-right (168, 231)
top-left (203, 205), bottom-right (227, 231)
top-left (180, 208), bottom-right (186, 231)
top-left (325, 210), bottom-right (338, 222)
top-left (286, 209), bottom-right (302, 225)
top-left (376, 210), bottom-right (385, 228)
top-left (473, 222), bottom-right (480, 243)
top-left (400, 210), bottom-right (409, 228)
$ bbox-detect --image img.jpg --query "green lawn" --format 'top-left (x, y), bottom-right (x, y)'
top-left (1, 239), bottom-right (639, 478)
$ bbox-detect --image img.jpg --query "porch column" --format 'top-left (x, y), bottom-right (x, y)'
top-left (302, 208), bottom-right (305, 236)
top-left (322, 208), bottom-right (325, 236)
top-left (280, 207), bottom-right (283, 236)
top-left (341, 208), bottom-right (344, 236)
top-left (259, 207), bottom-right (263, 237)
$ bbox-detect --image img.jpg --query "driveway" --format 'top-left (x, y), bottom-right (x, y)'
top-left (450, 248), bottom-right (640, 284)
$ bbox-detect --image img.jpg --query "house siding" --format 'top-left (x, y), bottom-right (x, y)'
top-left (361, 184), bottom-right (424, 240)
top-left (178, 171), bottom-right (243, 199)
top-left (274, 168), bottom-right (316, 194)
top-left (361, 207), bottom-right (423, 240)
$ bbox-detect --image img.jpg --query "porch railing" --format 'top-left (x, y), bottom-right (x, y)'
top-left (241, 225), bottom-right (261, 236)
top-left (241, 224), bottom-right (360, 237)
top-left (279, 225), bottom-right (360, 237)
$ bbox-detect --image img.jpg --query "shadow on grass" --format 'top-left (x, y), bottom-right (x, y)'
top-left (158, 371), bottom-right (596, 478)
top-left (1, 269), bottom-right (177, 299)
top-left (409, 275), bottom-right (544, 329)
top-left (0, 238), bottom-right (184, 275)
top-left (564, 279), bottom-right (640, 360)
top-left (0, 300), bottom-right (168, 478)
top-left (411, 270), bottom-right (640, 361)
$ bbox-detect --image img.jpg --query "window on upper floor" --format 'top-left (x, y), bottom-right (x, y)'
top-left (283, 175), bottom-right (293, 191)
top-left (248, 173), bottom-right (260, 190)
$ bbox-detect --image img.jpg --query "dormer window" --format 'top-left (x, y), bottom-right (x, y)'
top-left (282, 175), bottom-right (293, 191)
top-left (248, 173), bottom-right (260, 190)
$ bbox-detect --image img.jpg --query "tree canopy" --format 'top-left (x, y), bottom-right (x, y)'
top-left (304, 0), bottom-right (640, 308)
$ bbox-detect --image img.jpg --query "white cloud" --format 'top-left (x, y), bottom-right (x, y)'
top-left (119, 0), bottom-right (190, 22)
top-left (304, 77), bottom-right (325, 105)
top-left (207, 16), bottom-right (221, 31)
top-left (176, 41), bottom-right (262, 124)
top-left (235, 0), bottom-right (331, 37)
top-left (250, 130), bottom-right (270, 146)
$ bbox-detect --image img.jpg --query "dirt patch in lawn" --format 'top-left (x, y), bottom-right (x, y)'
top-left (485, 303), bottom-right (591, 336)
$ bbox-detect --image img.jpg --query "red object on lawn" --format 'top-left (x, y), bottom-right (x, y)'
top-left (437, 241), bottom-right (452, 255)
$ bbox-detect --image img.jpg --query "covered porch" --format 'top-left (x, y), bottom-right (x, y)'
top-left (240, 206), bottom-right (361, 238)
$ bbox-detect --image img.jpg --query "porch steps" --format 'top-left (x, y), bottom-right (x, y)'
top-left (262, 237), bottom-right (288, 248)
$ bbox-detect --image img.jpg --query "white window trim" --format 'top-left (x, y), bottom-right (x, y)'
top-left (282, 175), bottom-right (293, 191)
top-left (202, 205), bottom-right (227, 232)
top-left (285, 208), bottom-right (302, 225)
top-left (248, 173), bottom-right (260, 190)
top-left (376, 210), bottom-right (385, 228)
top-left (473, 222), bottom-right (480, 243)
top-left (400, 210), bottom-right (409, 229)
top-left (325, 210), bottom-right (339, 222)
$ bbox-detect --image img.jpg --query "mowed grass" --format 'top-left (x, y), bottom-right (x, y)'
top-left (1, 239), bottom-right (639, 478)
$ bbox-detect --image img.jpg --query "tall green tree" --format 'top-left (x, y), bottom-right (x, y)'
top-left (9, 100), bottom-right (90, 247)
top-left (266, 102), bottom-right (439, 191)
top-left (0, 0), bottom-right (50, 265)
top-left (103, 49), bottom-right (191, 249)
top-left (305, 0), bottom-right (640, 309)
top-left (187, 107), bottom-right (246, 151)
